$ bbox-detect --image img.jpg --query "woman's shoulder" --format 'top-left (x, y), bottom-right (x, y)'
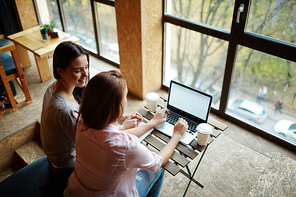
top-left (45, 87), bottom-right (78, 112)
top-left (81, 124), bottom-right (139, 152)
top-left (44, 80), bottom-right (56, 95)
top-left (44, 81), bottom-right (61, 104)
top-left (43, 81), bottom-right (65, 112)
top-left (47, 95), bottom-right (77, 112)
top-left (43, 95), bottom-right (78, 122)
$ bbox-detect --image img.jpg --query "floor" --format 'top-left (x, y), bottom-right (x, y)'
top-left (0, 51), bottom-right (295, 197)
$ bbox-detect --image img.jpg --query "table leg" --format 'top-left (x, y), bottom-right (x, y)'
top-left (34, 54), bottom-right (52, 82)
top-left (15, 44), bottom-right (31, 68)
top-left (179, 169), bottom-right (204, 188)
top-left (182, 145), bottom-right (209, 197)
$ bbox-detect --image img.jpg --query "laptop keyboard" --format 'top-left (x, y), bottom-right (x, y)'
top-left (165, 111), bottom-right (199, 134)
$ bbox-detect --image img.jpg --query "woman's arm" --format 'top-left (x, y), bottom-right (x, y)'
top-left (158, 118), bottom-right (187, 166)
top-left (124, 109), bottom-right (168, 137)
top-left (125, 116), bottom-right (187, 171)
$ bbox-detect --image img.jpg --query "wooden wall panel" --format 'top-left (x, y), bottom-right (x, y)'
top-left (115, 0), bottom-right (143, 99)
top-left (115, 0), bottom-right (163, 99)
top-left (14, 0), bottom-right (38, 30)
top-left (141, 0), bottom-right (163, 96)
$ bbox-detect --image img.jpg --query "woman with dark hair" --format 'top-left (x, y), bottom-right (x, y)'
top-left (40, 41), bottom-right (89, 186)
top-left (64, 70), bottom-right (187, 197)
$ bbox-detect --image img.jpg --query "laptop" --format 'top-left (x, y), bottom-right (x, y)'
top-left (155, 80), bottom-right (212, 144)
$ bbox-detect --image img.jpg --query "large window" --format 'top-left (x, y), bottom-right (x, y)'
top-left (164, 23), bottom-right (228, 109)
top-left (35, 0), bottom-right (62, 29)
top-left (246, 1), bottom-right (296, 44)
top-left (62, 0), bottom-right (97, 53)
top-left (35, 0), bottom-right (119, 66)
top-left (164, 0), bottom-right (296, 148)
top-left (95, 2), bottom-right (119, 63)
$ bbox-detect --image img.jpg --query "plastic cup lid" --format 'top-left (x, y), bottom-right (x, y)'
top-left (146, 92), bottom-right (159, 101)
top-left (196, 123), bottom-right (212, 134)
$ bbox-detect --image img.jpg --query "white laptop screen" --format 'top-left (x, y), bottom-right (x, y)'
top-left (168, 81), bottom-right (212, 122)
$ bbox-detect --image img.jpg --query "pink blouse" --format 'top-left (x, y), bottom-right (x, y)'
top-left (64, 122), bottom-right (163, 197)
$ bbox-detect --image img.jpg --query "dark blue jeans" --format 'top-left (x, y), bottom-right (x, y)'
top-left (38, 160), bottom-right (74, 196)
top-left (0, 156), bottom-right (73, 197)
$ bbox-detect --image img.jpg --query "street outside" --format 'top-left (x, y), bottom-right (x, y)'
top-left (163, 64), bottom-right (296, 143)
top-left (228, 88), bottom-right (296, 143)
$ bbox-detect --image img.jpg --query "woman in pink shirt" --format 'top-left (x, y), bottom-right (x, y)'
top-left (64, 70), bottom-right (188, 197)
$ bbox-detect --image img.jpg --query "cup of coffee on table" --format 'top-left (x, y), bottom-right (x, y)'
top-left (146, 92), bottom-right (159, 112)
top-left (196, 123), bottom-right (212, 146)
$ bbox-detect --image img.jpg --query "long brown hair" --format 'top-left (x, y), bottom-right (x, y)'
top-left (79, 70), bottom-right (126, 130)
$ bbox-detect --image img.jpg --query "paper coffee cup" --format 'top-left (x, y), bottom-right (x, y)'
top-left (196, 123), bottom-right (212, 146)
top-left (146, 92), bottom-right (159, 112)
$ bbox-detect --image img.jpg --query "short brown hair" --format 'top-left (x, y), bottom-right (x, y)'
top-left (79, 70), bottom-right (126, 130)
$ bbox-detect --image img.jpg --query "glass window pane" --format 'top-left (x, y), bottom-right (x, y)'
top-left (36, 0), bottom-right (62, 29)
top-left (165, 0), bottom-right (234, 31)
top-left (164, 23), bottom-right (227, 109)
top-left (227, 46), bottom-right (296, 144)
top-left (63, 0), bottom-right (97, 53)
top-left (95, 3), bottom-right (119, 64)
top-left (246, 1), bottom-right (296, 44)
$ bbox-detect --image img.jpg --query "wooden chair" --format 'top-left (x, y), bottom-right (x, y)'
top-left (0, 43), bottom-right (32, 114)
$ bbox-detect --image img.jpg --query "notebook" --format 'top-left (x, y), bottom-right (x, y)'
top-left (155, 80), bottom-right (212, 144)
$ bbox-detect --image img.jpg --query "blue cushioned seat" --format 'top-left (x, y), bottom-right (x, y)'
top-left (0, 53), bottom-right (24, 96)
top-left (0, 39), bottom-right (9, 47)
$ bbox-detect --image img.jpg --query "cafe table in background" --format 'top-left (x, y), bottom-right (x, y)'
top-left (8, 26), bottom-right (80, 82)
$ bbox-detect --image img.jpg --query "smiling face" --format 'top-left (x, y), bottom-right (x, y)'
top-left (58, 54), bottom-right (89, 88)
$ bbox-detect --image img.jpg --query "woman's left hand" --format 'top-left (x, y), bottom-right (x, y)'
top-left (119, 112), bottom-right (143, 130)
top-left (151, 109), bottom-right (169, 126)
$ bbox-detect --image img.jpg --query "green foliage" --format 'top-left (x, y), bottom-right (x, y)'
top-left (40, 19), bottom-right (57, 30)
top-left (236, 46), bottom-right (295, 87)
top-left (49, 19), bottom-right (57, 30)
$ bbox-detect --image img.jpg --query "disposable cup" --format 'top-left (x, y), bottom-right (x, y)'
top-left (146, 92), bottom-right (159, 112)
top-left (196, 123), bottom-right (212, 146)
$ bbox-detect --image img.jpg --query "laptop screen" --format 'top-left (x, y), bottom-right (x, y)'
top-left (167, 81), bottom-right (212, 122)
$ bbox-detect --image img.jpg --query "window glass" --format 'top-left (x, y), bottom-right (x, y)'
top-left (246, 1), bottom-right (296, 44)
top-left (227, 46), bottom-right (296, 143)
top-left (95, 2), bottom-right (119, 63)
top-left (164, 23), bottom-right (227, 109)
top-left (165, 0), bottom-right (234, 31)
top-left (36, 0), bottom-right (62, 29)
top-left (289, 124), bottom-right (296, 130)
top-left (63, 0), bottom-right (97, 53)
